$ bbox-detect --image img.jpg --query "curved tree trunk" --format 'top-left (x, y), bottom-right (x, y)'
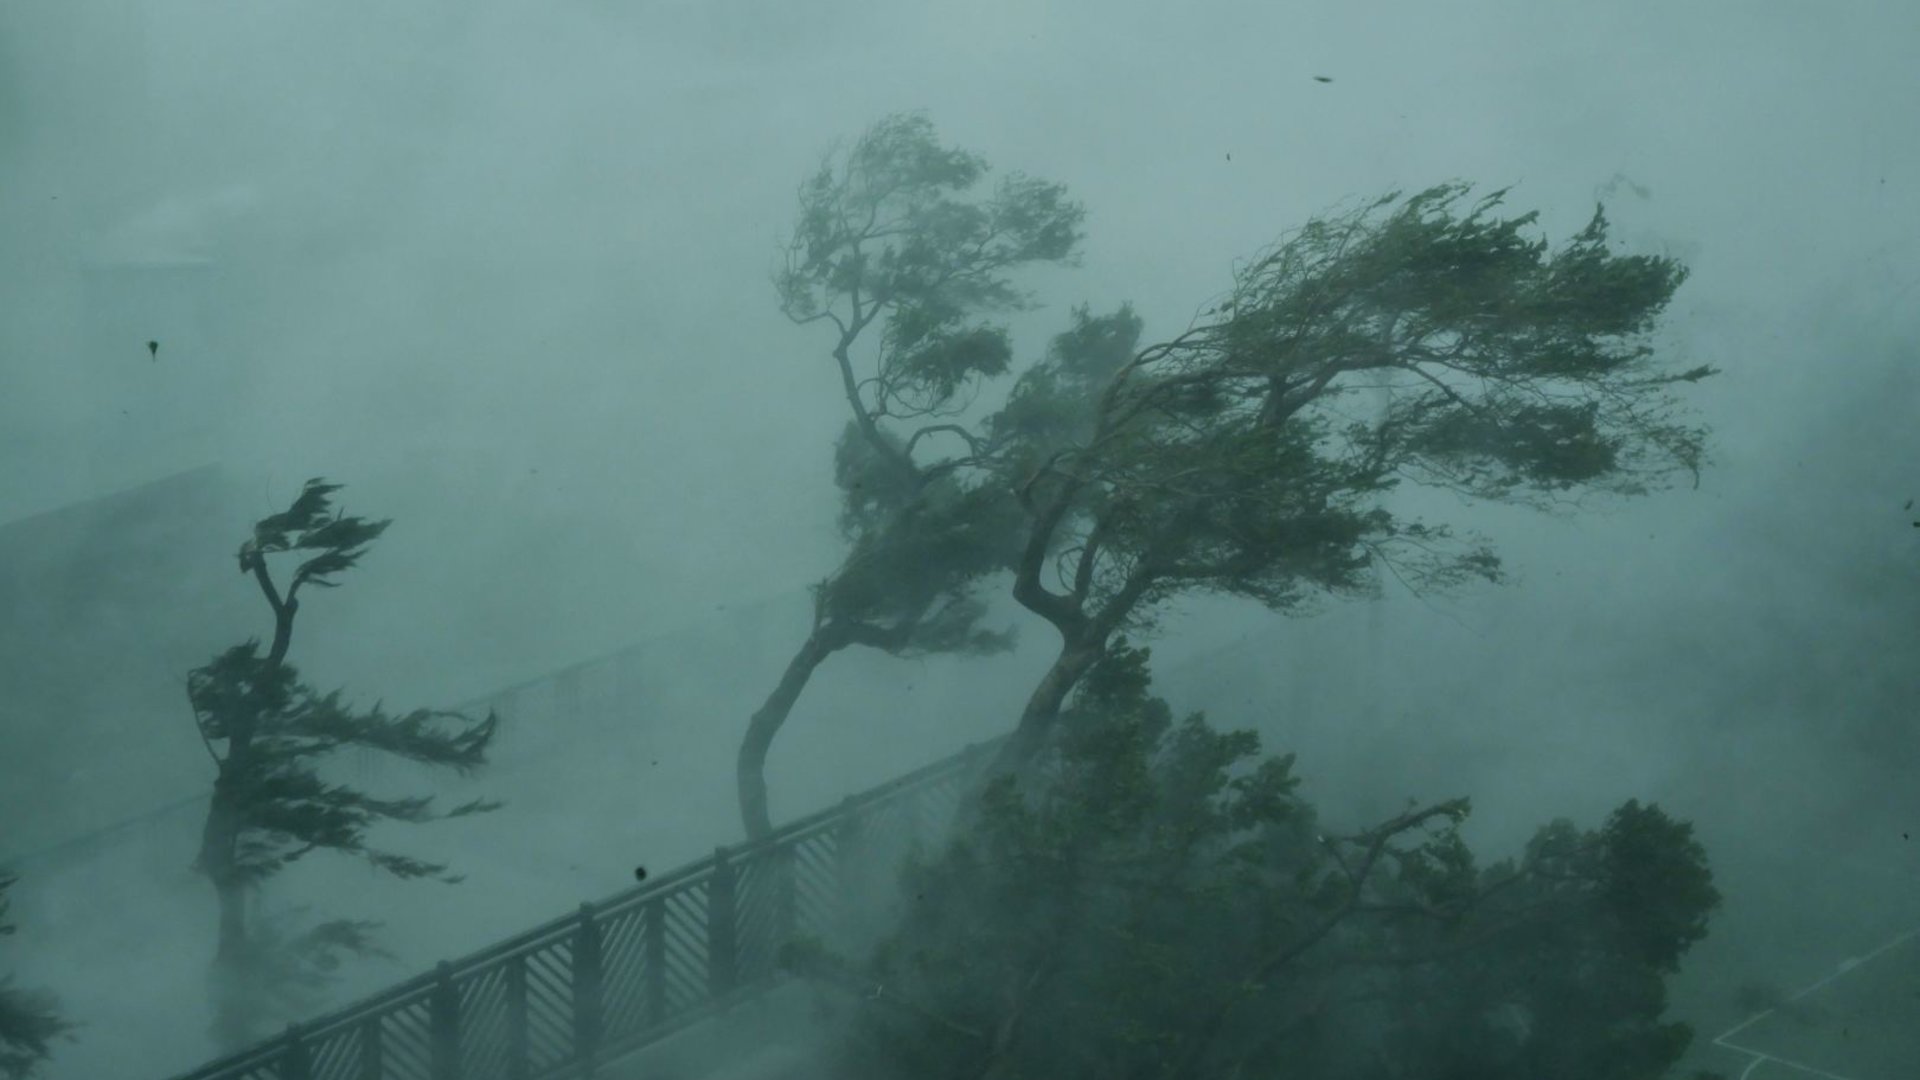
top-left (199, 770), bottom-right (256, 1049)
top-left (737, 624), bottom-right (849, 841)
top-left (208, 873), bottom-right (252, 1049)
top-left (198, 578), bottom-right (296, 1047)
top-left (990, 637), bottom-right (1106, 778)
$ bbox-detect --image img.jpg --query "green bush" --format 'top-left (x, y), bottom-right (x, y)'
top-left (802, 643), bottom-right (1718, 1080)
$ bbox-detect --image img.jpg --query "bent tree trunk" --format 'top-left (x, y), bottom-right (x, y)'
top-left (195, 533), bottom-right (299, 1048)
top-left (737, 624), bottom-right (850, 841)
top-left (208, 874), bottom-right (252, 1049)
top-left (989, 637), bottom-right (1106, 781)
top-left (199, 777), bottom-right (256, 1049)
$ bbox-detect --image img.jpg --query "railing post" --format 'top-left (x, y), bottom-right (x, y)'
top-left (708, 846), bottom-right (738, 999)
top-left (279, 1023), bottom-right (312, 1080)
top-left (573, 902), bottom-right (604, 1072)
top-left (429, 961), bottom-right (460, 1080)
top-left (644, 895), bottom-right (667, 1027)
top-left (505, 954), bottom-right (531, 1080)
top-left (357, 1015), bottom-right (383, 1080)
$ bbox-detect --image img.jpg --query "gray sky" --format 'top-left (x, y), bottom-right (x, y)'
top-left (3, 1), bottom-right (1914, 701)
top-left (2, 1), bottom-right (1917, 1077)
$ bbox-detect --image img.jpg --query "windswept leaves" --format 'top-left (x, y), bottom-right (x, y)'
top-left (0, 979), bottom-right (67, 1080)
top-left (821, 447), bottom-right (1026, 657)
top-left (194, 480), bottom-right (500, 1039)
top-left (242, 478), bottom-right (391, 592)
top-left (189, 650), bottom-right (502, 883)
top-left (778, 111), bottom-right (1084, 419)
top-left (827, 653), bottom-right (1717, 1080)
top-left (744, 113), bottom-right (1082, 838)
top-left (0, 877), bottom-right (70, 1080)
top-left (1599, 800), bottom-right (1718, 973)
top-left (881, 322), bottom-right (1013, 414)
top-left (778, 112), bottom-right (1087, 659)
top-left (1004, 182), bottom-right (1709, 660)
top-left (992, 304), bottom-right (1145, 469)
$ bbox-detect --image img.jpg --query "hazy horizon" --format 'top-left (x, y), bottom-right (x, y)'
top-left (2, 2), bottom-right (1916, 1078)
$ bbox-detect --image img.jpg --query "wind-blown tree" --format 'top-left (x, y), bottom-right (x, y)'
top-left (788, 645), bottom-right (1719, 1080)
top-left (189, 479), bottom-right (499, 1049)
top-left (737, 112), bottom-right (1085, 839)
top-left (990, 183), bottom-right (1715, 771)
top-left (0, 874), bottom-right (69, 1080)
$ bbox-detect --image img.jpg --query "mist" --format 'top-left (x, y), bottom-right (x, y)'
top-left (2, 2), bottom-right (1916, 1078)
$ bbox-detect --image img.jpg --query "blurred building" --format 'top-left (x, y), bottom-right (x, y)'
top-left (0, 466), bottom-right (256, 863)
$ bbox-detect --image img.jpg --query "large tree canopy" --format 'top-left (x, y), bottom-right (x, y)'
top-left (788, 645), bottom-right (1719, 1080)
top-left (737, 113), bottom-right (1085, 838)
top-left (773, 109), bottom-right (1086, 642)
top-left (991, 183), bottom-right (1714, 766)
top-left (190, 479), bottom-right (500, 1047)
top-left (777, 111), bottom-right (1083, 453)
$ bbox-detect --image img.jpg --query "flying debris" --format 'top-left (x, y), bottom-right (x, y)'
top-left (147, 340), bottom-right (159, 360)
top-left (1595, 172), bottom-right (1654, 203)
top-left (1312, 75), bottom-right (1333, 83)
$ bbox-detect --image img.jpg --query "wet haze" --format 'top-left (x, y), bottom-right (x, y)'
top-left (2, 2), bottom-right (1916, 1077)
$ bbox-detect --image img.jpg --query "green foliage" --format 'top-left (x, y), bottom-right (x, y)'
top-left (1003, 182), bottom-right (1712, 649)
top-left (1208, 183), bottom-right (1709, 503)
top-left (810, 650), bottom-right (1717, 1080)
top-left (1374, 801), bottom-right (1721, 1080)
top-left (239, 478), bottom-right (391, 593)
top-left (241, 909), bottom-right (394, 998)
top-left (777, 111), bottom-right (1083, 425)
top-left (0, 876), bottom-right (70, 1080)
top-left (192, 478), bottom-right (499, 1040)
top-left (1600, 800), bottom-right (1719, 973)
top-left (991, 304), bottom-right (1145, 474)
top-left (824, 422), bottom-right (1027, 655)
top-left (740, 111), bottom-right (1087, 837)
top-left (189, 649), bottom-right (500, 886)
top-left (776, 112), bottom-right (1085, 657)
top-left (198, 907), bottom-right (401, 1040)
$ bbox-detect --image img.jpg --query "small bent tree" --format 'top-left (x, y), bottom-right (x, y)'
top-left (789, 645), bottom-right (1719, 1080)
top-left (189, 479), bottom-right (499, 1049)
top-left (737, 112), bottom-right (1085, 839)
top-left (0, 874), bottom-right (70, 1079)
top-left (991, 183), bottom-right (1715, 772)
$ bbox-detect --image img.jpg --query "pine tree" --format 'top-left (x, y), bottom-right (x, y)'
top-left (0, 874), bottom-right (69, 1079)
top-left (188, 479), bottom-right (500, 1048)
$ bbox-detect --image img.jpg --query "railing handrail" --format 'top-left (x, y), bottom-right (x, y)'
top-left (161, 735), bottom-right (1004, 1080)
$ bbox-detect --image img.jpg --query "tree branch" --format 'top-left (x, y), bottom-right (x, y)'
top-left (1165, 800), bottom-right (1467, 1078)
top-left (904, 423), bottom-right (986, 465)
top-left (186, 680), bottom-right (223, 768)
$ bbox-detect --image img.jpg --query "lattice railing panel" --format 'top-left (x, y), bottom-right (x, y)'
top-left (659, 886), bottom-right (710, 1014)
top-left (456, 962), bottom-right (513, 1080)
top-left (856, 793), bottom-right (922, 869)
top-left (375, 997), bottom-right (435, 1080)
top-left (165, 738), bottom-right (1000, 1080)
top-left (596, 901), bottom-right (651, 1040)
top-left (791, 831), bottom-right (840, 940)
top-left (306, 1023), bottom-right (361, 1080)
top-left (521, 942), bottom-right (576, 1073)
top-left (732, 852), bottom-right (790, 984)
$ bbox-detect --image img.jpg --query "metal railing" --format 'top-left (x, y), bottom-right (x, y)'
top-left (165, 738), bottom-right (1001, 1080)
